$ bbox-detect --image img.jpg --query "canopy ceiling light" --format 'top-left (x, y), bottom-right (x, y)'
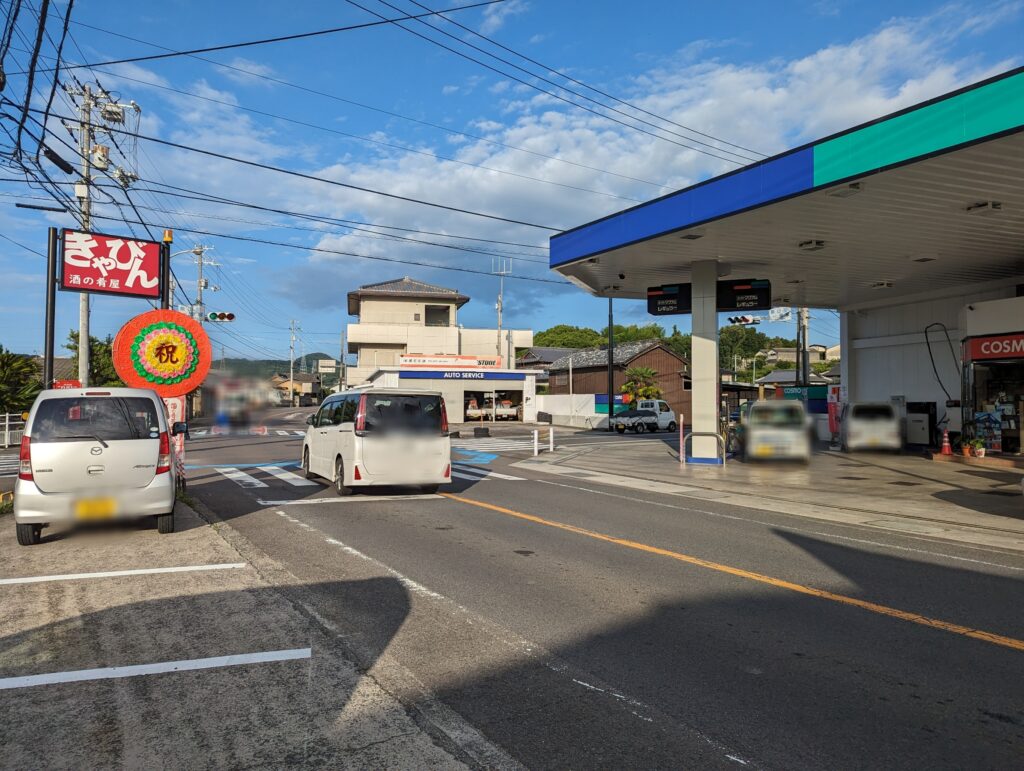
top-left (799, 240), bottom-right (826, 251)
top-left (965, 201), bottom-right (1003, 215)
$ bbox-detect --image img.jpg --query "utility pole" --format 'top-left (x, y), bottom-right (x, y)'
top-left (339, 329), bottom-right (346, 392)
top-left (607, 296), bottom-right (615, 431)
top-left (289, 320), bottom-right (299, 407)
top-left (493, 258), bottom-right (510, 364)
top-left (75, 85), bottom-right (93, 386)
top-left (799, 307), bottom-right (811, 388)
top-left (193, 245), bottom-right (218, 322)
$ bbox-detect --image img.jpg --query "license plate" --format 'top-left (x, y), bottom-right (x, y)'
top-left (75, 498), bottom-right (117, 520)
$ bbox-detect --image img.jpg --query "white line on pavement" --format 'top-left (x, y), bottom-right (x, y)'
top-left (276, 430), bottom-right (290, 436)
top-left (258, 465), bottom-right (318, 486)
top-left (452, 465), bottom-right (524, 481)
top-left (257, 493), bottom-right (441, 505)
top-left (451, 471), bottom-right (487, 481)
top-left (0, 563), bottom-right (247, 586)
top-left (0, 648), bottom-right (312, 690)
top-left (293, 431), bottom-right (305, 436)
top-left (215, 467), bottom-right (268, 488)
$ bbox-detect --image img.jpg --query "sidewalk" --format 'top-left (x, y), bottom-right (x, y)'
top-left (516, 436), bottom-right (1024, 553)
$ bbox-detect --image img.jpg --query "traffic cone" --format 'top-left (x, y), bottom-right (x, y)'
top-left (940, 428), bottom-right (952, 456)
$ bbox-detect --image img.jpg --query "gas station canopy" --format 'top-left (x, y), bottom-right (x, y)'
top-left (550, 68), bottom-right (1024, 310)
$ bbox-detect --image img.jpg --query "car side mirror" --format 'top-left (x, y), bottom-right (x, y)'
top-left (305, 415), bottom-right (315, 425)
top-left (171, 421), bottom-right (188, 436)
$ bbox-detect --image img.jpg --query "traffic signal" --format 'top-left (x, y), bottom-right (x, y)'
top-left (206, 311), bottom-right (236, 322)
top-left (727, 315), bottom-right (759, 325)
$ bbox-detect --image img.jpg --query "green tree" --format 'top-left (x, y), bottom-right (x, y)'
top-left (664, 325), bottom-right (692, 360)
top-left (598, 323), bottom-right (666, 343)
top-left (66, 331), bottom-right (125, 387)
top-left (534, 324), bottom-right (604, 349)
top-left (0, 345), bottom-right (42, 413)
top-left (718, 324), bottom-right (768, 370)
top-left (621, 366), bottom-right (662, 400)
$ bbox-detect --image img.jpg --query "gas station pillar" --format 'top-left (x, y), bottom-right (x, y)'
top-left (690, 260), bottom-right (721, 463)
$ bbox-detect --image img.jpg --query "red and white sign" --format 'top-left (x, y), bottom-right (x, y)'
top-left (60, 229), bottom-right (162, 299)
top-left (399, 354), bottom-right (502, 369)
top-left (966, 333), bottom-right (1024, 361)
top-left (163, 396), bottom-right (187, 474)
top-left (53, 379), bottom-right (81, 389)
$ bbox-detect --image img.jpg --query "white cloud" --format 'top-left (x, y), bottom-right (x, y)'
top-left (220, 57), bottom-right (277, 87)
top-left (442, 84), bottom-right (460, 95)
top-left (479, 0), bottom-right (529, 34)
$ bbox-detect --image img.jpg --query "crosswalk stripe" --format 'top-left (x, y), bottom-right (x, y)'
top-left (451, 464), bottom-right (525, 481)
top-left (276, 430), bottom-right (290, 436)
top-left (214, 467), bottom-right (268, 488)
top-left (257, 465), bottom-right (318, 486)
top-left (293, 430), bottom-right (305, 437)
top-left (451, 471), bottom-right (486, 481)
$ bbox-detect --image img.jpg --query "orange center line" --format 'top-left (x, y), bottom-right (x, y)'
top-left (440, 493), bottom-right (1024, 653)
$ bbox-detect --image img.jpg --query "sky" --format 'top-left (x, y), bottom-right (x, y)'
top-left (1, 0), bottom-right (1021, 361)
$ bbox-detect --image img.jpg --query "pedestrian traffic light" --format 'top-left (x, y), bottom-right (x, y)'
top-left (206, 311), bottom-right (235, 322)
top-left (727, 315), bottom-right (759, 325)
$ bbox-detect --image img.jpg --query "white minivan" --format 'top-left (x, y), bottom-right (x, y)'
top-left (301, 389), bottom-right (451, 495)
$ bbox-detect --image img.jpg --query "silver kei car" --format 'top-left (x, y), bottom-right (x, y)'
top-left (14, 387), bottom-right (187, 546)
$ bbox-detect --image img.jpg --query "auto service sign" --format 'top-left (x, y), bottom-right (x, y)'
top-left (966, 333), bottom-right (1024, 361)
top-left (60, 229), bottom-right (162, 299)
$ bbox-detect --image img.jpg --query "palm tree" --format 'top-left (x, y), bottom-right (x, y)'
top-left (0, 346), bottom-right (42, 414)
top-left (621, 366), bottom-right (662, 402)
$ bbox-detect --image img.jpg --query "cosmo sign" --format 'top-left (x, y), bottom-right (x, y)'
top-left (966, 333), bottom-right (1024, 361)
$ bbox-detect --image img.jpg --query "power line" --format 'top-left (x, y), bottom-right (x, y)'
top-left (407, 0), bottom-right (766, 157)
top-left (376, 0), bottom-right (763, 162)
top-left (84, 211), bottom-right (568, 284)
top-left (346, 0), bottom-right (757, 165)
top-left (7, 0), bottom-right (506, 74)
top-left (39, 17), bottom-right (671, 189)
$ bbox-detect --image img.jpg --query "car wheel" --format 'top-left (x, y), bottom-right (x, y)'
top-left (421, 484), bottom-right (440, 494)
top-left (16, 523), bottom-right (41, 546)
top-left (667, 421), bottom-right (677, 432)
top-left (156, 511), bottom-right (175, 534)
top-left (334, 457), bottom-right (354, 496)
top-left (300, 448), bottom-right (312, 479)
top-left (633, 423), bottom-right (645, 434)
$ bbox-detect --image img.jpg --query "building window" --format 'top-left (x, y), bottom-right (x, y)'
top-left (552, 373), bottom-right (567, 386)
top-left (425, 305), bottom-right (450, 327)
top-left (414, 313), bottom-right (421, 321)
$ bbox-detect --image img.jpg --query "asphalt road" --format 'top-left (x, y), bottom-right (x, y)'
top-left (172, 409), bottom-right (1024, 767)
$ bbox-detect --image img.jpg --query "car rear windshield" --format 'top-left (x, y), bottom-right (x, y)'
top-left (749, 404), bottom-right (805, 428)
top-left (362, 394), bottom-right (443, 434)
top-left (851, 404), bottom-right (895, 420)
top-left (31, 397), bottom-right (161, 442)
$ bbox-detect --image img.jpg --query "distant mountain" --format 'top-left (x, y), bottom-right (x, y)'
top-left (212, 353), bottom-right (336, 380)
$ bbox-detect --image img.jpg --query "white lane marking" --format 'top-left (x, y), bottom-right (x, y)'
top-left (0, 648), bottom-right (311, 690)
top-left (258, 493), bottom-right (441, 506)
top-left (276, 430), bottom-right (290, 436)
top-left (451, 471), bottom-right (487, 481)
top-left (527, 476), bottom-right (1024, 573)
top-left (293, 430), bottom-right (306, 437)
top-left (258, 465), bottom-right (318, 486)
top-left (452, 464), bottom-right (524, 481)
top-left (215, 467), bottom-right (268, 488)
top-left (0, 563), bottom-right (246, 586)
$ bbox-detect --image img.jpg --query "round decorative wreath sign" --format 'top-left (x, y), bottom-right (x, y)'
top-left (112, 310), bottom-right (212, 397)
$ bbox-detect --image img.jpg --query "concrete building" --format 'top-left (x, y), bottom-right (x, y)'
top-left (549, 67), bottom-right (1024, 462)
top-left (345, 277), bottom-right (533, 386)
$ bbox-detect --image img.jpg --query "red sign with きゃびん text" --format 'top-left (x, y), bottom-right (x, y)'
top-left (60, 229), bottom-right (162, 299)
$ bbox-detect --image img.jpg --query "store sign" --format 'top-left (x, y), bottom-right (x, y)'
top-left (60, 229), bottom-right (162, 299)
top-left (399, 370), bottom-right (526, 381)
top-left (317, 359), bottom-right (337, 373)
top-left (966, 333), bottom-right (1024, 361)
top-left (112, 309), bottom-right (212, 398)
top-left (399, 354), bottom-right (502, 368)
top-left (647, 279), bottom-right (772, 315)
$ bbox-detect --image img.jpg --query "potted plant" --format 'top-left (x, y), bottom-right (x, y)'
top-left (956, 439), bottom-right (971, 457)
top-left (971, 439), bottom-right (986, 458)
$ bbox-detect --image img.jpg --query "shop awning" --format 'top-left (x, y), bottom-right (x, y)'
top-left (550, 68), bottom-right (1024, 310)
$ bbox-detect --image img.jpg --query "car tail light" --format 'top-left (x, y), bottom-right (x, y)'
top-left (440, 398), bottom-right (449, 434)
top-left (443, 463), bottom-right (450, 479)
top-left (18, 435), bottom-right (32, 481)
top-left (353, 465), bottom-right (362, 480)
top-left (355, 393), bottom-right (367, 433)
top-left (156, 431), bottom-right (171, 474)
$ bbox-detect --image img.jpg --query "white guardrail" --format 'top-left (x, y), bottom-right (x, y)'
top-left (2, 413), bottom-right (26, 449)
top-left (532, 427), bottom-right (555, 457)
